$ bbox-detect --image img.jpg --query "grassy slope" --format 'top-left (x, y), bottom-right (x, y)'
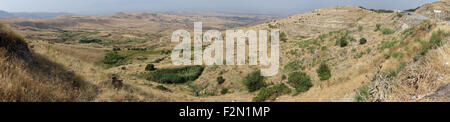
top-left (0, 22), bottom-right (96, 102)
top-left (1, 1), bottom-right (448, 102)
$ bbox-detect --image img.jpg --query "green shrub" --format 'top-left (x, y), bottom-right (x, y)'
top-left (419, 30), bottom-right (446, 56)
top-left (289, 49), bottom-right (298, 55)
top-left (317, 63), bottom-right (331, 80)
top-left (128, 47), bottom-right (147, 51)
top-left (354, 52), bottom-right (365, 59)
top-left (252, 83), bottom-right (291, 102)
top-left (369, 9), bottom-right (394, 13)
top-left (379, 40), bottom-right (399, 50)
top-left (79, 39), bottom-right (102, 43)
top-left (284, 61), bottom-right (304, 71)
top-left (136, 57), bottom-right (147, 61)
top-left (402, 27), bottom-right (416, 38)
top-left (102, 52), bottom-right (126, 66)
top-left (221, 88), bottom-right (228, 95)
top-left (413, 55), bottom-right (421, 62)
top-left (321, 46), bottom-right (327, 51)
top-left (217, 76), bottom-right (225, 84)
top-left (280, 32), bottom-right (288, 42)
top-left (243, 70), bottom-right (265, 92)
top-left (375, 24), bottom-right (381, 31)
top-left (381, 28), bottom-right (394, 35)
top-left (429, 30), bottom-right (443, 48)
top-left (268, 23), bottom-right (276, 28)
top-left (355, 85), bottom-right (370, 102)
top-left (160, 50), bottom-right (171, 55)
top-left (420, 46), bottom-right (430, 56)
top-left (384, 53), bottom-right (391, 59)
top-left (359, 38), bottom-right (367, 45)
top-left (145, 64), bottom-right (156, 71)
top-left (219, 69), bottom-right (227, 75)
top-left (113, 47), bottom-right (121, 51)
top-left (405, 7), bottom-right (419, 12)
top-left (391, 52), bottom-right (404, 58)
top-left (149, 65), bottom-right (205, 84)
top-left (288, 72), bottom-right (312, 93)
top-left (339, 37), bottom-right (348, 47)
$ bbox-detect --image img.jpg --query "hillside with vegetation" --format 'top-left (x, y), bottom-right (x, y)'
top-left (0, 0), bottom-right (448, 102)
top-left (0, 22), bottom-right (97, 101)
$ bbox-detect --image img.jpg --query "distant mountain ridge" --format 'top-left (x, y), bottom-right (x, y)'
top-left (0, 10), bottom-right (71, 18)
top-left (0, 10), bottom-right (13, 17)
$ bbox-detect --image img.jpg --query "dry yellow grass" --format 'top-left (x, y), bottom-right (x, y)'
top-left (1, 1), bottom-right (448, 102)
top-left (0, 22), bottom-right (96, 101)
top-left (387, 25), bottom-right (450, 102)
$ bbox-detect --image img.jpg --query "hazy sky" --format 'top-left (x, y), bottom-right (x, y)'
top-left (0, 0), bottom-right (438, 15)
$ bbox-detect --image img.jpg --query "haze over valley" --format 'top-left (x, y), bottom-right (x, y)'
top-left (0, 0), bottom-right (448, 102)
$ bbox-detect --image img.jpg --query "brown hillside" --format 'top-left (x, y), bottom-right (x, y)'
top-left (0, 23), bottom-right (33, 62)
top-left (0, 1), bottom-right (447, 102)
top-left (0, 22), bottom-right (96, 102)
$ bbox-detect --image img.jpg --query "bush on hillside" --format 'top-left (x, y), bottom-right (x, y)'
top-left (149, 65), bottom-right (204, 84)
top-left (355, 84), bottom-right (370, 102)
top-left (288, 72), bottom-right (312, 93)
top-left (252, 83), bottom-right (291, 102)
top-left (221, 88), bottom-right (228, 95)
top-left (280, 32), bottom-right (288, 42)
top-left (217, 76), bottom-right (225, 84)
top-left (420, 30), bottom-right (447, 56)
top-left (113, 47), bottom-right (121, 51)
top-left (339, 37), bottom-right (348, 47)
top-left (429, 30), bottom-right (444, 48)
top-left (381, 28), bottom-right (394, 35)
top-left (243, 70), bottom-right (265, 92)
top-left (145, 63), bottom-right (156, 71)
top-left (102, 52), bottom-right (125, 66)
top-left (375, 24), bottom-right (381, 31)
top-left (317, 63), bottom-right (331, 81)
top-left (359, 38), bottom-right (367, 45)
top-left (79, 39), bottom-right (102, 43)
top-left (405, 7), bottom-right (419, 12)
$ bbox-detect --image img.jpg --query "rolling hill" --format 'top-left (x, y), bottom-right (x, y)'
top-left (0, 0), bottom-right (448, 102)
